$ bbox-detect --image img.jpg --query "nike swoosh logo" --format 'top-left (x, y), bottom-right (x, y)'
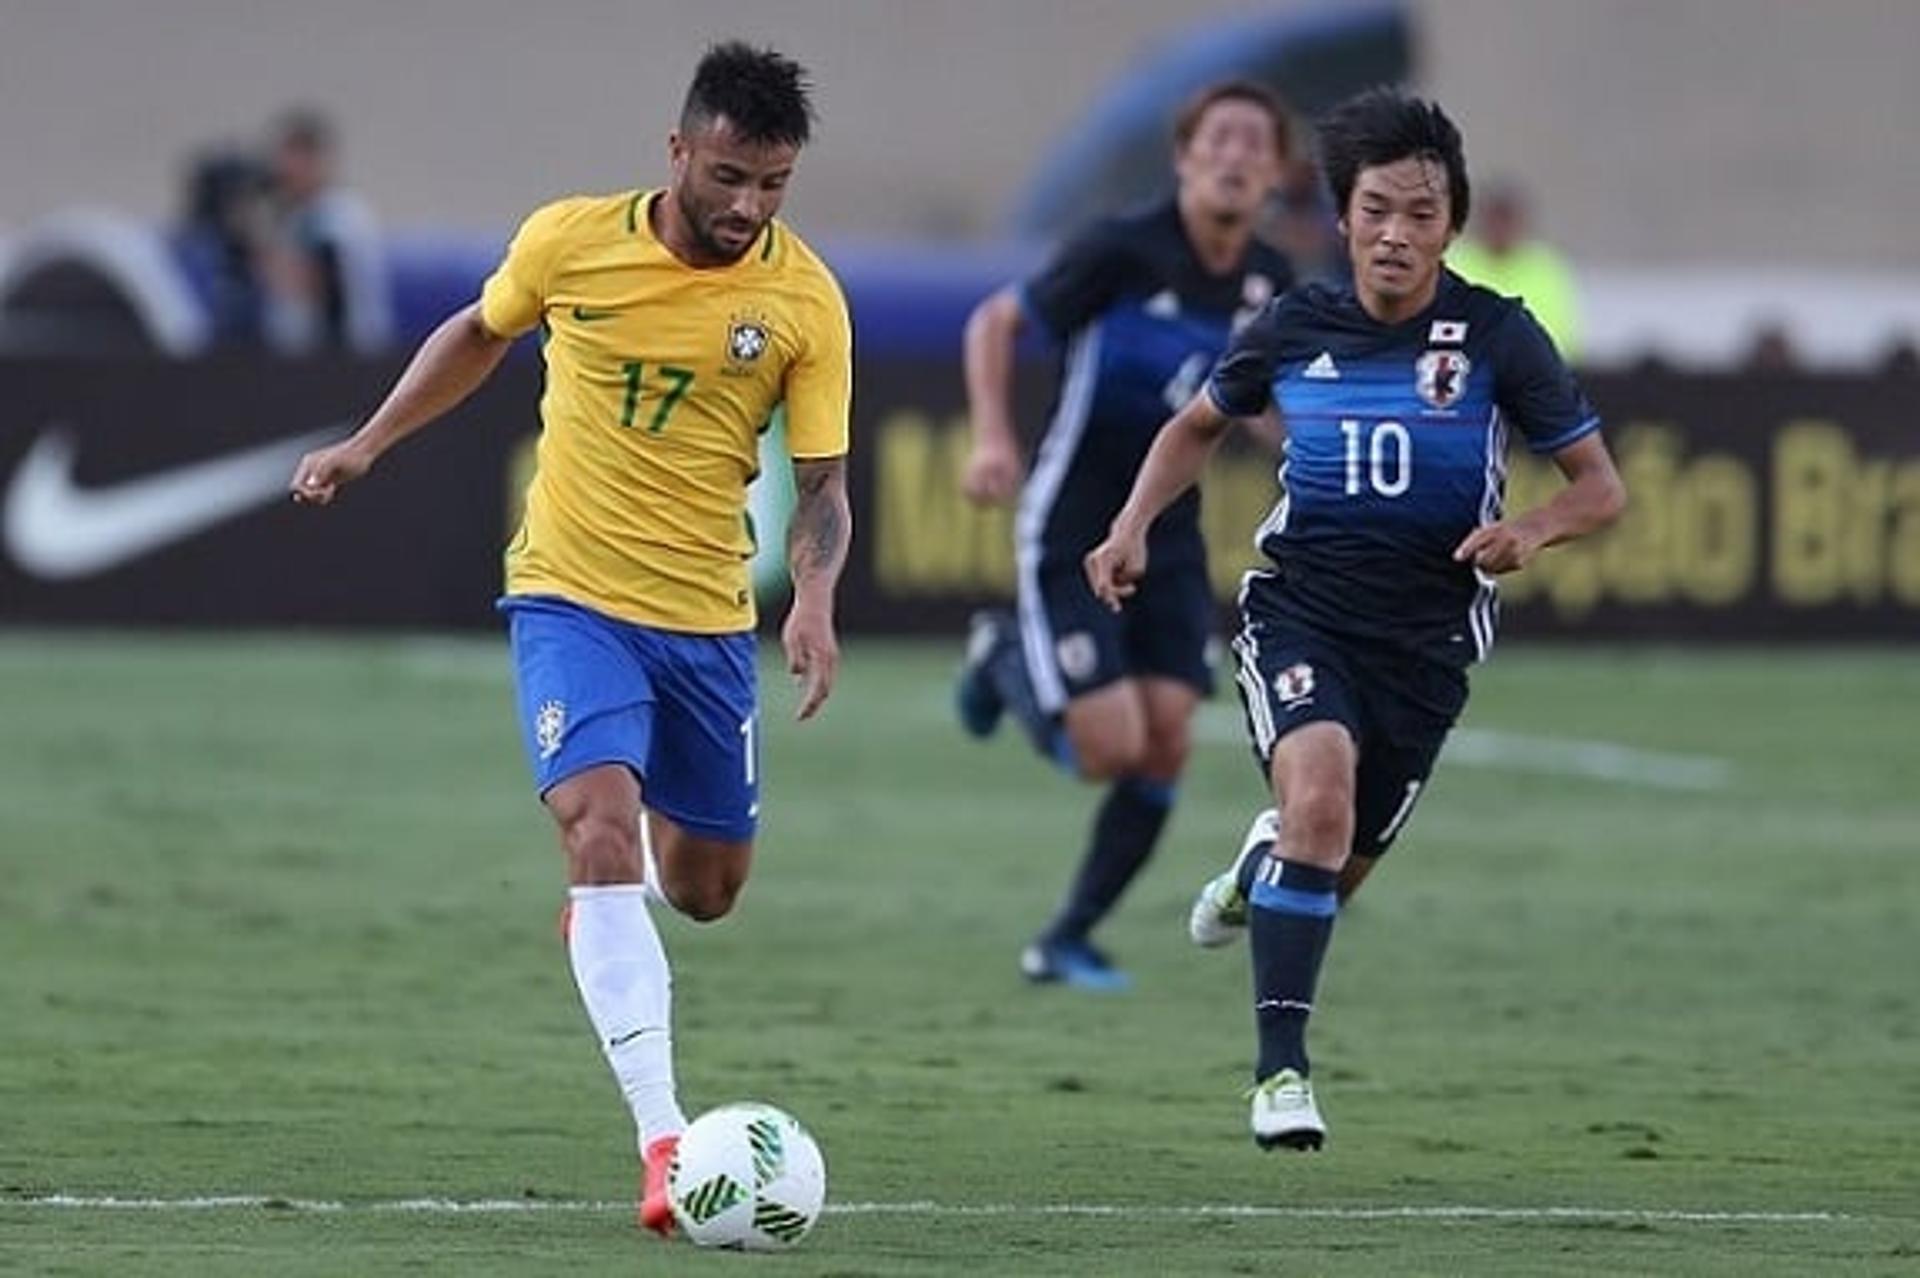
top-left (1255, 998), bottom-right (1315, 1013)
top-left (3, 424), bottom-right (346, 580)
top-left (572, 306), bottom-right (619, 322)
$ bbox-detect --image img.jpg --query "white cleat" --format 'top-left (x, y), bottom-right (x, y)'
top-left (1187, 808), bottom-right (1280, 948)
top-left (1248, 1068), bottom-right (1326, 1151)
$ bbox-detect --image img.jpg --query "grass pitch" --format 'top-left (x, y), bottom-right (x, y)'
top-left (1, 633), bottom-right (1916, 1275)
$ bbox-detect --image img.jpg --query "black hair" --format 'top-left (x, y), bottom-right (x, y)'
top-left (271, 106), bottom-right (336, 154)
top-left (681, 41), bottom-right (815, 148)
top-left (1173, 79), bottom-right (1291, 161)
top-left (1317, 89), bottom-right (1470, 231)
top-left (184, 147), bottom-right (266, 227)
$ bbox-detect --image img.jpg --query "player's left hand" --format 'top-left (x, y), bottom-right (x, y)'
top-left (1084, 524), bottom-right (1149, 612)
top-left (290, 438), bottom-right (374, 506)
top-left (1453, 518), bottom-right (1545, 574)
top-left (781, 602), bottom-right (839, 721)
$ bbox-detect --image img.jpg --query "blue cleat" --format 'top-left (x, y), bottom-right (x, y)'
top-left (955, 609), bottom-right (1012, 738)
top-left (1020, 936), bottom-right (1132, 991)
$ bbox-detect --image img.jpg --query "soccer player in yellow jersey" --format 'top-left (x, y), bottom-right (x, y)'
top-left (287, 43), bottom-right (851, 1238)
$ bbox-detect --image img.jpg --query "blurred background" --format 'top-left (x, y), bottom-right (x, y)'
top-left (4, 6), bottom-right (1918, 1268)
top-left (7, 0), bottom-right (1920, 358)
top-left (1, 0), bottom-right (1916, 634)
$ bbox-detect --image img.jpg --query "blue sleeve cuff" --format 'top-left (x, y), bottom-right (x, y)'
top-left (1015, 284), bottom-right (1060, 340)
top-left (1528, 415), bottom-right (1602, 455)
top-left (1206, 380), bottom-right (1261, 420)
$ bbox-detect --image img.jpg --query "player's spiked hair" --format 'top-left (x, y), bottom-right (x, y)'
top-left (1173, 80), bottom-right (1292, 161)
top-left (1317, 89), bottom-right (1470, 231)
top-left (682, 41), bottom-right (815, 148)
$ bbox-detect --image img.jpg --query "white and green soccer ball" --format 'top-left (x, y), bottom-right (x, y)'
top-left (668, 1102), bottom-right (826, 1250)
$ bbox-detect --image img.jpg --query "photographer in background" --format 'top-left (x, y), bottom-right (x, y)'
top-left (259, 107), bottom-right (393, 354)
top-left (174, 146), bottom-right (271, 346)
top-left (1447, 178), bottom-right (1581, 363)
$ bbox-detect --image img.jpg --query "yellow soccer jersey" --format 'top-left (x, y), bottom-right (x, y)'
top-left (479, 190), bottom-right (852, 633)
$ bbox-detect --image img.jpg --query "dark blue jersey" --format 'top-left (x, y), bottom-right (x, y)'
top-left (1208, 270), bottom-right (1600, 665)
top-left (1019, 199), bottom-right (1292, 565)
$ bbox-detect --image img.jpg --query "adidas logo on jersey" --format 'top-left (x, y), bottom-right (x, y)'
top-left (1303, 351), bottom-right (1341, 380)
top-left (1144, 290), bottom-right (1181, 318)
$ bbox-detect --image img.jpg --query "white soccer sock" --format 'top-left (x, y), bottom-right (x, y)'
top-left (567, 885), bottom-right (688, 1150)
top-left (637, 813), bottom-right (673, 912)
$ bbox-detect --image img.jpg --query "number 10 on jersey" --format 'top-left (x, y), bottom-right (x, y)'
top-left (1340, 418), bottom-right (1412, 497)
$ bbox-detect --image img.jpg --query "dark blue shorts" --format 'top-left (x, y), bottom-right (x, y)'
top-left (1016, 557), bottom-right (1216, 715)
top-left (501, 595), bottom-right (758, 841)
top-left (1230, 581), bottom-right (1467, 859)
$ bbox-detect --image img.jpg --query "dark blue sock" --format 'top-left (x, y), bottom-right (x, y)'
top-left (1248, 858), bottom-right (1339, 1080)
top-left (1043, 777), bottom-right (1176, 944)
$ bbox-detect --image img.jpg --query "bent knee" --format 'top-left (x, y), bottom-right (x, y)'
top-left (1280, 787), bottom-right (1356, 861)
top-left (1069, 727), bottom-right (1146, 780)
top-left (1138, 732), bottom-right (1191, 782)
top-left (672, 876), bottom-right (745, 923)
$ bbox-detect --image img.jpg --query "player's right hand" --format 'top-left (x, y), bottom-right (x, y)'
top-left (781, 600), bottom-right (839, 722)
top-left (1084, 525), bottom-right (1148, 613)
top-left (960, 436), bottom-right (1024, 506)
top-left (289, 439), bottom-right (374, 506)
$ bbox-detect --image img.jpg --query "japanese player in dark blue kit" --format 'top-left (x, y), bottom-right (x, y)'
top-left (1087, 89), bottom-right (1627, 1147)
top-left (955, 82), bottom-right (1295, 991)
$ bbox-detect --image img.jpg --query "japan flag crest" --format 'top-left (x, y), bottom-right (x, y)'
top-left (1415, 349), bottom-right (1472, 409)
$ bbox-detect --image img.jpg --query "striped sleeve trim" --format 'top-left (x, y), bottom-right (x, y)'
top-left (1527, 414), bottom-right (1602, 455)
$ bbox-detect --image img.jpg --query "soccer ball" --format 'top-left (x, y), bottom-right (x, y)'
top-left (668, 1102), bottom-right (826, 1250)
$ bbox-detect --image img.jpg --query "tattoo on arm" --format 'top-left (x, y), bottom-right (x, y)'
top-left (788, 458), bottom-right (851, 590)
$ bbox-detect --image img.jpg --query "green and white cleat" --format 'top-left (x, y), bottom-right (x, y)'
top-left (1248, 1068), bottom-right (1326, 1151)
top-left (1187, 808), bottom-right (1280, 948)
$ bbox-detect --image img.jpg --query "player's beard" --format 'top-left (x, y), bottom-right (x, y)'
top-left (677, 186), bottom-right (759, 266)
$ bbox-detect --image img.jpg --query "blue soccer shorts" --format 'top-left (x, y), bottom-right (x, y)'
top-left (500, 595), bottom-right (759, 841)
top-left (1230, 605), bottom-right (1466, 861)
top-left (1017, 557), bottom-right (1217, 715)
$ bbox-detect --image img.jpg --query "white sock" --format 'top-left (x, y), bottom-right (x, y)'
top-left (637, 813), bottom-right (672, 912)
top-left (567, 885), bottom-right (688, 1150)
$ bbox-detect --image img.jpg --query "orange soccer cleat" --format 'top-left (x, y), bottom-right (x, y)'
top-left (639, 1134), bottom-right (680, 1237)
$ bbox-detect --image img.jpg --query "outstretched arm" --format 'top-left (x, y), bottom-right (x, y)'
top-left (1084, 393), bottom-right (1234, 610)
top-left (782, 456), bottom-right (852, 720)
top-left (290, 302), bottom-right (510, 504)
top-left (1453, 432), bottom-right (1627, 573)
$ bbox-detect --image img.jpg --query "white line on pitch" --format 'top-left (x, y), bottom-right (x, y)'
top-left (6, 1195), bottom-right (1855, 1225)
top-left (1193, 709), bottom-right (1734, 792)
top-left (1439, 728), bottom-right (1734, 791)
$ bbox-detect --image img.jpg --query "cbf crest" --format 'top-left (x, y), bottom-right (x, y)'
top-left (725, 311), bottom-right (772, 372)
top-left (535, 699), bottom-right (567, 760)
top-left (1415, 349), bottom-right (1472, 410)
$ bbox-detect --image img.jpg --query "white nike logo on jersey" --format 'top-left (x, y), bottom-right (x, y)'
top-left (1303, 351), bottom-right (1341, 379)
top-left (3, 424), bottom-right (345, 580)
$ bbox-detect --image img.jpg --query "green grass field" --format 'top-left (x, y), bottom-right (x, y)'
top-left (2, 633), bottom-right (1917, 1275)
